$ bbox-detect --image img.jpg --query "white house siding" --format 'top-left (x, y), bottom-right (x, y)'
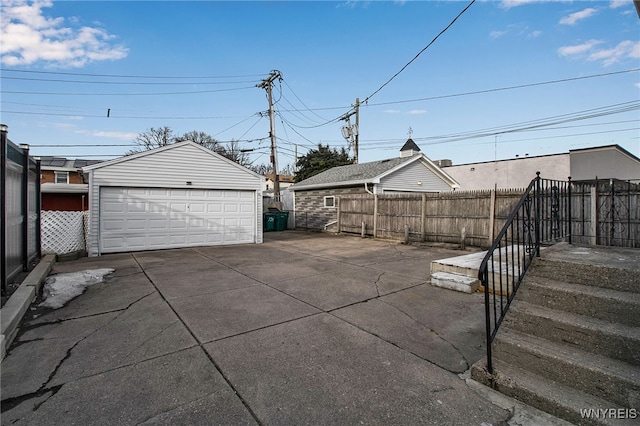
top-left (442, 154), bottom-right (570, 191)
top-left (85, 142), bottom-right (263, 256)
top-left (379, 159), bottom-right (453, 193)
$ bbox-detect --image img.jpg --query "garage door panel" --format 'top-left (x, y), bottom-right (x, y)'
top-left (100, 187), bottom-right (256, 253)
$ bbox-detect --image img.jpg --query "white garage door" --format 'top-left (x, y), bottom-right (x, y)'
top-left (100, 187), bottom-right (256, 253)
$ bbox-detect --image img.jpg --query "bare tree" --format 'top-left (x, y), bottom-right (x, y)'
top-left (128, 127), bottom-right (175, 154)
top-left (218, 140), bottom-right (251, 167)
top-left (175, 130), bottom-right (224, 154)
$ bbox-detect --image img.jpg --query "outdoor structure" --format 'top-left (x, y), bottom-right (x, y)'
top-left (440, 144), bottom-right (640, 190)
top-left (83, 141), bottom-right (264, 256)
top-left (290, 140), bottom-right (459, 231)
top-left (39, 156), bottom-right (100, 211)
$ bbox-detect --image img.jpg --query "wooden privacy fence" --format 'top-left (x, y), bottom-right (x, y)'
top-left (337, 189), bottom-right (525, 248)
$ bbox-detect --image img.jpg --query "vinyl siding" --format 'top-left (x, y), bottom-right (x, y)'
top-left (379, 159), bottom-right (453, 193)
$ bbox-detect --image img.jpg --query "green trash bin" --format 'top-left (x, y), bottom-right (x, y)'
top-left (264, 213), bottom-right (277, 231)
top-left (275, 211), bottom-right (289, 231)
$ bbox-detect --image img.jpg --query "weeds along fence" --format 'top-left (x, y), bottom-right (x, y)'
top-left (337, 189), bottom-right (525, 247)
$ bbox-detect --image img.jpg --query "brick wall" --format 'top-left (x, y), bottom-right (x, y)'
top-left (41, 170), bottom-right (85, 184)
top-left (294, 186), bottom-right (368, 230)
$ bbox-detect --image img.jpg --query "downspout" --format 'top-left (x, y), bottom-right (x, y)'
top-left (364, 183), bottom-right (373, 194)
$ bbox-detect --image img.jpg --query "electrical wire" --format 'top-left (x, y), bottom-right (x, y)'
top-left (0, 85), bottom-right (256, 96)
top-left (361, 0), bottom-right (476, 105)
top-left (0, 68), bottom-right (264, 79)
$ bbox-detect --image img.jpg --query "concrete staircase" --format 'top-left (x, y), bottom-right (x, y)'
top-left (471, 245), bottom-right (640, 425)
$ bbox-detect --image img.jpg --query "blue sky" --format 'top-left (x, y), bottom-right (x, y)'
top-left (1, 0), bottom-right (639, 172)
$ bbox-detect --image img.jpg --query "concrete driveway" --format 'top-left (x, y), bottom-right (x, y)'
top-left (1, 231), bottom-right (511, 425)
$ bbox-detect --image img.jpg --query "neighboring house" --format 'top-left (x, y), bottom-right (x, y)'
top-left (82, 141), bottom-right (264, 256)
top-left (264, 173), bottom-right (295, 192)
top-left (39, 157), bottom-right (101, 211)
top-left (290, 139), bottom-right (459, 231)
top-left (440, 144), bottom-right (640, 190)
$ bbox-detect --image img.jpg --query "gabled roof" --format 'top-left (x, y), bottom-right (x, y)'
top-left (291, 153), bottom-right (459, 191)
top-left (400, 138), bottom-right (420, 153)
top-left (82, 140), bottom-right (263, 179)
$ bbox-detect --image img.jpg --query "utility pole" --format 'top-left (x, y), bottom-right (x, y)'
top-left (340, 98), bottom-right (360, 164)
top-left (354, 97), bottom-right (360, 164)
top-left (258, 70), bottom-right (282, 201)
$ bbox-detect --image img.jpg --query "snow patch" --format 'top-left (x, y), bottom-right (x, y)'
top-left (39, 269), bottom-right (115, 309)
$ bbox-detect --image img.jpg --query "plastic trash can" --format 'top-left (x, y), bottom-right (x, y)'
top-left (275, 211), bottom-right (289, 231)
top-left (264, 213), bottom-right (277, 231)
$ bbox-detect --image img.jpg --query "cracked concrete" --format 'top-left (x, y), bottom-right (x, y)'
top-left (2, 231), bottom-right (528, 425)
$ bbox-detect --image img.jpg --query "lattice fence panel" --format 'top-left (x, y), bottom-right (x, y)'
top-left (41, 211), bottom-right (88, 254)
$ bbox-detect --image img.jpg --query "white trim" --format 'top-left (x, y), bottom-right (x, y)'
top-left (324, 195), bottom-right (336, 208)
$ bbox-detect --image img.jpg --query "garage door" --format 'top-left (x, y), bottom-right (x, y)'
top-left (100, 187), bottom-right (256, 253)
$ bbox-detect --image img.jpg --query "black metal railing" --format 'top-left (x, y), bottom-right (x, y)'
top-left (479, 172), bottom-right (572, 373)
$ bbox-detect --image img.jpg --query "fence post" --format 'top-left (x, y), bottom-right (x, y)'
top-left (567, 176), bottom-right (572, 245)
top-left (1, 124), bottom-right (7, 294)
top-left (590, 185), bottom-right (598, 245)
top-left (20, 144), bottom-right (29, 271)
top-left (535, 171), bottom-right (541, 257)
top-left (488, 187), bottom-right (496, 246)
top-left (373, 194), bottom-right (378, 239)
top-left (421, 193), bottom-right (426, 242)
top-left (35, 159), bottom-right (42, 258)
top-left (336, 196), bottom-right (341, 233)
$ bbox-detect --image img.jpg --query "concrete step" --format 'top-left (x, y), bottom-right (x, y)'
top-left (529, 257), bottom-right (639, 294)
top-left (430, 251), bottom-right (484, 278)
top-left (518, 277), bottom-right (640, 327)
top-left (492, 328), bottom-right (640, 409)
top-left (471, 359), bottom-right (634, 426)
top-left (430, 271), bottom-right (479, 293)
top-left (505, 300), bottom-right (640, 366)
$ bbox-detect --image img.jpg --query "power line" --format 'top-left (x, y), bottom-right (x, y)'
top-left (366, 68), bottom-right (640, 107)
top-left (2, 76), bottom-right (262, 85)
top-left (361, 0), bottom-right (476, 105)
top-left (0, 86), bottom-right (255, 96)
top-left (0, 68), bottom-right (264, 79)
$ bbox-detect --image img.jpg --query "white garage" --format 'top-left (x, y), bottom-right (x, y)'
top-left (83, 141), bottom-right (263, 256)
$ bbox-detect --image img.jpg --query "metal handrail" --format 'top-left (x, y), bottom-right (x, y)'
top-left (479, 173), bottom-right (572, 373)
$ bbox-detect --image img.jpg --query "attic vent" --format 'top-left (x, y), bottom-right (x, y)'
top-left (381, 159), bottom-right (391, 163)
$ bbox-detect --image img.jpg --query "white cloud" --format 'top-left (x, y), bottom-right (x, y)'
top-left (408, 109), bottom-right (427, 115)
top-left (75, 129), bottom-right (138, 140)
top-left (609, 0), bottom-right (629, 9)
top-left (528, 30), bottom-right (543, 38)
top-left (635, 82), bottom-right (640, 89)
top-left (383, 109), bottom-right (402, 114)
top-left (559, 8), bottom-right (598, 25)
top-left (499, 0), bottom-right (540, 9)
top-left (0, 0), bottom-right (128, 68)
top-left (490, 30), bottom-right (508, 39)
top-left (499, 0), bottom-right (561, 9)
top-left (588, 40), bottom-right (640, 66)
top-left (558, 39), bottom-right (640, 66)
top-left (557, 39), bottom-right (603, 56)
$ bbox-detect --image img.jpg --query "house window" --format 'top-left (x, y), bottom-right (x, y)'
top-left (55, 171), bottom-right (69, 184)
top-left (324, 196), bottom-right (335, 208)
